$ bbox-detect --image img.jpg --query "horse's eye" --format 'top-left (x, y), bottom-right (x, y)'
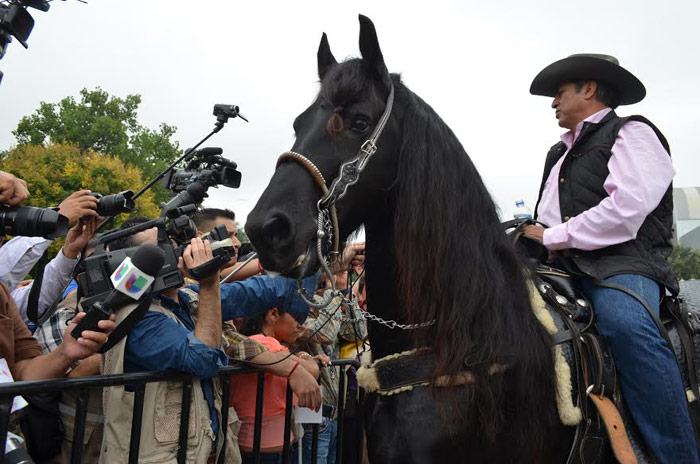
top-left (351, 118), bottom-right (370, 132)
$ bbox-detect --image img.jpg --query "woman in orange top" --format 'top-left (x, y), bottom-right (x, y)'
top-left (232, 307), bottom-right (321, 464)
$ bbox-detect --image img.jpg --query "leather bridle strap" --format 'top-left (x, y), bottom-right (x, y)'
top-left (275, 82), bottom-right (394, 309)
top-left (276, 151), bottom-right (340, 257)
top-left (276, 151), bottom-right (329, 192)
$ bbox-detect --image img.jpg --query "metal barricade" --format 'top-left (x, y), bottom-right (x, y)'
top-left (0, 359), bottom-right (361, 464)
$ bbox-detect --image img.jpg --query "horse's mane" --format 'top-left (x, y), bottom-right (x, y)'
top-left (322, 60), bottom-right (559, 457)
top-left (391, 78), bottom-right (559, 454)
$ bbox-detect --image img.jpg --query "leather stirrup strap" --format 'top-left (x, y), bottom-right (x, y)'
top-left (588, 393), bottom-right (638, 464)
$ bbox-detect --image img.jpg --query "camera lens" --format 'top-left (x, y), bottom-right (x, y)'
top-left (0, 205), bottom-right (69, 239)
top-left (93, 190), bottom-right (135, 216)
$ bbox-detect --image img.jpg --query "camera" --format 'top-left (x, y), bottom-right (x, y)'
top-left (90, 190), bottom-right (135, 217)
top-left (0, 204), bottom-right (68, 239)
top-left (75, 145), bottom-right (242, 308)
top-left (0, 0), bottom-right (50, 84)
top-left (160, 147), bottom-right (241, 215)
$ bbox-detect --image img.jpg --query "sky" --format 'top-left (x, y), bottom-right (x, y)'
top-left (0, 0), bottom-right (698, 225)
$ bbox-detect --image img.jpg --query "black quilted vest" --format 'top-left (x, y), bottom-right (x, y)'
top-left (534, 110), bottom-right (678, 294)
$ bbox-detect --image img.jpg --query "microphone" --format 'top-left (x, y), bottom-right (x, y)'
top-left (71, 244), bottom-right (165, 339)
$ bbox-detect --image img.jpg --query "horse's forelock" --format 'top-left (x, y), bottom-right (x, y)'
top-left (320, 59), bottom-right (385, 110)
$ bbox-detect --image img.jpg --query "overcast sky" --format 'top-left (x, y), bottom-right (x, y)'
top-left (1, 0), bottom-right (698, 225)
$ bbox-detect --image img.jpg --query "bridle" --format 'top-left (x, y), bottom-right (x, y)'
top-left (275, 80), bottom-right (435, 331)
top-left (275, 82), bottom-right (395, 309)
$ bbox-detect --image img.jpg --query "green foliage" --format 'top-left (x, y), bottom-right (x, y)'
top-left (236, 221), bottom-right (249, 244)
top-left (12, 88), bottom-right (180, 203)
top-left (2, 143), bottom-right (161, 255)
top-left (670, 245), bottom-right (700, 281)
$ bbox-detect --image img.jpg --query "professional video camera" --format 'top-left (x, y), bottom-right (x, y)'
top-left (160, 147), bottom-right (241, 215)
top-left (0, 0), bottom-right (51, 84)
top-left (76, 145), bottom-right (241, 311)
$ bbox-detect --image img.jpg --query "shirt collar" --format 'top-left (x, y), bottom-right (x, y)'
top-left (560, 107), bottom-right (612, 148)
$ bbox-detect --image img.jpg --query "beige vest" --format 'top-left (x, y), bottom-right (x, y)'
top-left (100, 299), bottom-right (241, 464)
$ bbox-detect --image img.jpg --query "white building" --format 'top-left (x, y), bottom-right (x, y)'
top-left (674, 187), bottom-right (700, 250)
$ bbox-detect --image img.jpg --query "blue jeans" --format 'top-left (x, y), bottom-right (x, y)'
top-left (241, 442), bottom-right (299, 464)
top-left (576, 274), bottom-right (699, 464)
top-left (302, 418), bottom-right (337, 464)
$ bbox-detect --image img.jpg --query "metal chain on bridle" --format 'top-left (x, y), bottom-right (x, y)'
top-left (274, 82), bottom-right (435, 331)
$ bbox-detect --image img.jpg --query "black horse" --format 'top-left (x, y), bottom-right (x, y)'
top-left (247, 15), bottom-right (580, 463)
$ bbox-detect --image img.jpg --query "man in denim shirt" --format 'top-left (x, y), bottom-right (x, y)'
top-left (101, 217), bottom-right (319, 463)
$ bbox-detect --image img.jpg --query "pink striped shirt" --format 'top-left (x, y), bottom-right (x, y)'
top-left (537, 108), bottom-right (675, 251)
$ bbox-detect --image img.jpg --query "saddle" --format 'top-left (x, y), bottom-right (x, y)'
top-left (535, 266), bottom-right (700, 464)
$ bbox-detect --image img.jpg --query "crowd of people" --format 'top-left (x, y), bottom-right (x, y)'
top-left (2, 49), bottom-right (699, 464)
top-left (0, 171), bottom-right (367, 464)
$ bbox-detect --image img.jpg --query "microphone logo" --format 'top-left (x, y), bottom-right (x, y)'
top-left (110, 256), bottom-right (156, 300)
top-left (125, 274), bottom-right (149, 293)
top-left (114, 261), bottom-right (130, 281)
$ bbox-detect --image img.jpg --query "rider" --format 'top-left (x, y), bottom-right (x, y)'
top-left (523, 53), bottom-right (698, 464)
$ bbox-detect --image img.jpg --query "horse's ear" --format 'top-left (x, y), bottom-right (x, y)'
top-left (317, 33), bottom-right (337, 80)
top-left (358, 15), bottom-right (389, 82)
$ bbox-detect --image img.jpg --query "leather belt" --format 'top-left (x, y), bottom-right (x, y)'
top-left (322, 404), bottom-right (335, 419)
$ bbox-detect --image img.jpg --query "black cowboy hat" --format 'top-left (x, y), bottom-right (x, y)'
top-left (530, 53), bottom-right (646, 105)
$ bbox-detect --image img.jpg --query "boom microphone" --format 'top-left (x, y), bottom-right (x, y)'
top-left (71, 244), bottom-right (165, 339)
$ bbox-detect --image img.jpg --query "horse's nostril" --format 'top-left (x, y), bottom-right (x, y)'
top-left (262, 213), bottom-right (295, 249)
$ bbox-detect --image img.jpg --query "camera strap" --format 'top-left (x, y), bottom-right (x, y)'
top-left (98, 293), bottom-right (153, 353)
top-left (27, 249), bottom-right (49, 325)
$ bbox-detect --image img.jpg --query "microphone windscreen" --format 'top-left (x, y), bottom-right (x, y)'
top-left (131, 244), bottom-right (166, 276)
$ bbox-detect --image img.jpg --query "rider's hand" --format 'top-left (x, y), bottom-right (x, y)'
top-left (0, 171), bottom-right (29, 206)
top-left (522, 225), bottom-right (545, 244)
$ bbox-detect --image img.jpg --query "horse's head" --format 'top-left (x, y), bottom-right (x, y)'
top-left (246, 15), bottom-right (398, 274)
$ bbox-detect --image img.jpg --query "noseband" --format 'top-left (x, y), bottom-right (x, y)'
top-left (275, 83), bottom-right (395, 308)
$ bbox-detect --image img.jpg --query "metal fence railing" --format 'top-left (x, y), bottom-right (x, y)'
top-left (0, 358), bottom-right (361, 464)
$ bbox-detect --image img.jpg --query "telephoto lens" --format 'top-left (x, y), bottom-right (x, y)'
top-left (2, 432), bottom-right (35, 464)
top-left (91, 190), bottom-right (135, 216)
top-left (0, 205), bottom-right (68, 239)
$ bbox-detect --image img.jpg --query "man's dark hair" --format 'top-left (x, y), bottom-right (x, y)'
top-left (192, 208), bottom-right (236, 233)
top-left (574, 80), bottom-right (620, 109)
top-left (110, 216), bottom-right (152, 251)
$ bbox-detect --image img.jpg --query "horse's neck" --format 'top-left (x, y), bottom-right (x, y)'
top-left (364, 214), bottom-right (414, 360)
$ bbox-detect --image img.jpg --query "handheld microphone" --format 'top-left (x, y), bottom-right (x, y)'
top-left (71, 244), bottom-right (165, 339)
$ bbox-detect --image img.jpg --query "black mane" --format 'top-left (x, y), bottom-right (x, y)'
top-left (389, 77), bottom-right (559, 455)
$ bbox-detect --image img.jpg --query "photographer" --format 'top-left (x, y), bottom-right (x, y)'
top-left (191, 208), bottom-right (262, 281)
top-left (0, 188), bottom-right (100, 326)
top-left (193, 208), bottom-right (323, 410)
top-left (100, 217), bottom-right (241, 463)
top-left (0, 171), bottom-right (114, 379)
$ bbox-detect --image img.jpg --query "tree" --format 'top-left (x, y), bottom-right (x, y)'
top-left (670, 245), bottom-right (700, 281)
top-left (12, 88), bottom-right (180, 203)
top-left (2, 143), bottom-right (161, 254)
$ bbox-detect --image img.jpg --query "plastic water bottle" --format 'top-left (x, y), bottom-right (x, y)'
top-left (513, 200), bottom-right (532, 220)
